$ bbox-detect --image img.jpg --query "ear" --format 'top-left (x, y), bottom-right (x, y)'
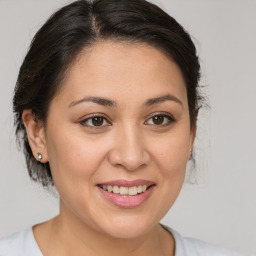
top-left (189, 122), bottom-right (197, 160)
top-left (22, 109), bottom-right (48, 163)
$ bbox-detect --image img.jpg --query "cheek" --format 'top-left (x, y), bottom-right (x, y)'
top-left (45, 127), bottom-right (109, 188)
top-left (141, 130), bottom-right (190, 222)
top-left (45, 130), bottom-right (111, 221)
top-left (152, 130), bottom-right (190, 175)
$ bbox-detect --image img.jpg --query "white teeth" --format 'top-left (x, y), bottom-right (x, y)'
top-left (129, 186), bottom-right (137, 196)
top-left (120, 186), bottom-right (129, 195)
top-left (101, 184), bottom-right (151, 196)
top-left (112, 186), bottom-right (119, 194)
top-left (137, 185), bottom-right (143, 193)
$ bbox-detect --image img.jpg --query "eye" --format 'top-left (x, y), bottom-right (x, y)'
top-left (145, 113), bottom-right (175, 126)
top-left (80, 115), bottom-right (110, 128)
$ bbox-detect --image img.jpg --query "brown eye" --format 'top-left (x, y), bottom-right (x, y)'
top-left (152, 115), bottom-right (164, 125)
top-left (145, 114), bottom-right (175, 126)
top-left (92, 117), bottom-right (104, 126)
top-left (80, 116), bottom-right (110, 128)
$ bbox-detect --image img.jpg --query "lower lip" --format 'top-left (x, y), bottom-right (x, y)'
top-left (97, 186), bottom-right (155, 209)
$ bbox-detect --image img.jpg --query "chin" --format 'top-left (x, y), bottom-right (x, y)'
top-left (97, 215), bottom-right (156, 239)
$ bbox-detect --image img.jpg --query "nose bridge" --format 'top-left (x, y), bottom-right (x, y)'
top-left (122, 123), bottom-right (142, 157)
top-left (109, 122), bottom-right (149, 170)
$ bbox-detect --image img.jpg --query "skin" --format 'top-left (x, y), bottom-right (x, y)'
top-left (22, 41), bottom-right (196, 256)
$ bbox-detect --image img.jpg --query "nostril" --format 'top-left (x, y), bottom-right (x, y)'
top-left (108, 152), bottom-right (147, 171)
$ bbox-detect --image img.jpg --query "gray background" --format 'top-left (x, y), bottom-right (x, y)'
top-left (0, 0), bottom-right (255, 254)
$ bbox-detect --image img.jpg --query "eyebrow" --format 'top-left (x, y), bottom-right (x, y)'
top-left (68, 93), bottom-right (183, 108)
top-left (68, 96), bottom-right (117, 108)
top-left (145, 94), bottom-right (183, 107)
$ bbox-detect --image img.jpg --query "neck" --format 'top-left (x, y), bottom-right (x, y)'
top-left (35, 200), bottom-right (175, 256)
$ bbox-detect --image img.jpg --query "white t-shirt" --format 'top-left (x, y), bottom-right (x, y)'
top-left (0, 225), bottom-right (254, 256)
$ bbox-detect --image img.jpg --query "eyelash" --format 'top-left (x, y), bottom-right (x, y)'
top-left (79, 114), bottom-right (110, 129)
top-left (79, 112), bottom-right (175, 128)
top-left (144, 112), bottom-right (176, 126)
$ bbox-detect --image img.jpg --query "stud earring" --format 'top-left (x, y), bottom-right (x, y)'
top-left (37, 152), bottom-right (43, 162)
top-left (189, 148), bottom-right (193, 159)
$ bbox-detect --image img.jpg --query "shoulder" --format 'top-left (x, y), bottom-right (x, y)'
top-left (180, 236), bottom-right (250, 256)
top-left (0, 228), bottom-right (42, 256)
top-left (0, 230), bottom-right (27, 256)
top-left (162, 225), bottom-right (254, 256)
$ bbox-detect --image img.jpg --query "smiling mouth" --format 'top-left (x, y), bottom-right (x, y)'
top-left (97, 184), bottom-right (155, 196)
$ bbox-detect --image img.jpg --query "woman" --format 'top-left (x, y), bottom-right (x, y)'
top-left (0, 0), bottom-right (253, 255)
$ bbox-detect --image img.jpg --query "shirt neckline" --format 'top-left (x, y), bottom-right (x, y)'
top-left (29, 224), bottom-right (183, 256)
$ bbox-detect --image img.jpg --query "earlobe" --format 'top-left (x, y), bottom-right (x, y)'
top-left (22, 109), bottom-right (48, 163)
top-left (189, 124), bottom-right (197, 160)
top-left (189, 148), bottom-right (193, 160)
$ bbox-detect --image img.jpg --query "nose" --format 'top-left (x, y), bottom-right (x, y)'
top-left (108, 124), bottom-right (150, 171)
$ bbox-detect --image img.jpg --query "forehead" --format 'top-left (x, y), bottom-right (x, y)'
top-left (56, 41), bottom-right (187, 107)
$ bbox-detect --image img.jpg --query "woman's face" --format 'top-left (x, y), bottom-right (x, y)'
top-left (43, 41), bottom-right (194, 238)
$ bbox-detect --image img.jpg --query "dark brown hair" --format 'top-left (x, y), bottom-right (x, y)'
top-left (13, 0), bottom-right (201, 186)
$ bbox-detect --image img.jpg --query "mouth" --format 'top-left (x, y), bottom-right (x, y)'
top-left (96, 180), bottom-right (156, 208)
top-left (97, 184), bottom-right (155, 196)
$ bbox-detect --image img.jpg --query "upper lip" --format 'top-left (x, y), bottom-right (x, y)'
top-left (98, 179), bottom-right (155, 187)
